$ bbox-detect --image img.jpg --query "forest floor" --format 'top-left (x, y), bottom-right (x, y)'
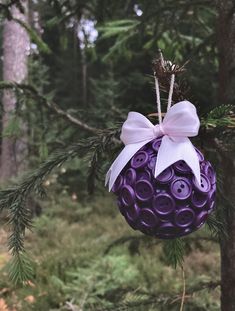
top-left (0, 193), bottom-right (220, 311)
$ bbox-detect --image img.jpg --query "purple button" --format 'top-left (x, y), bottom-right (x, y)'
top-left (126, 204), bottom-right (139, 222)
top-left (191, 191), bottom-right (208, 208)
top-left (117, 199), bottom-right (125, 216)
top-left (147, 156), bottom-right (156, 173)
top-left (137, 170), bottom-right (152, 181)
top-left (174, 208), bottom-right (195, 227)
top-left (121, 185), bottom-right (135, 206)
top-left (208, 188), bottom-right (216, 204)
top-left (195, 148), bottom-right (204, 162)
top-left (195, 211), bottom-right (208, 228)
top-left (207, 201), bottom-right (215, 214)
top-left (153, 194), bottom-right (175, 215)
top-left (135, 180), bottom-right (154, 201)
top-left (156, 167), bottom-right (174, 184)
top-left (139, 208), bottom-right (159, 228)
top-left (174, 160), bottom-right (191, 174)
top-left (200, 161), bottom-right (207, 173)
top-left (131, 151), bottom-right (149, 169)
top-left (112, 175), bottom-right (123, 193)
top-left (152, 139), bottom-right (162, 152)
top-left (124, 168), bottom-right (136, 185)
top-left (159, 222), bottom-right (180, 235)
top-left (207, 189), bottom-right (216, 213)
top-left (211, 183), bottom-right (216, 192)
top-left (125, 215), bottom-right (138, 230)
top-left (193, 173), bottom-right (211, 194)
top-left (204, 163), bottom-right (216, 185)
top-left (170, 177), bottom-right (192, 200)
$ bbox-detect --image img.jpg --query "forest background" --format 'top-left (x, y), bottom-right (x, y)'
top-left (0, 0), bottom-right (234, 310)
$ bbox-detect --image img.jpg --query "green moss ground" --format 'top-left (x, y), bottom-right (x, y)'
top-left (0, 193), bottom-right (220, 310)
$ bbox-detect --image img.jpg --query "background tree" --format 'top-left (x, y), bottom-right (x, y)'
top-left (0, 1), bottom-right (234, 310)
top-left (1, 0), bottom-right (29, 180)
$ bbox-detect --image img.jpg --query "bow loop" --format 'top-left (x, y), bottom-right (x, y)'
top-left (106, 100), bottom-right (201, 191)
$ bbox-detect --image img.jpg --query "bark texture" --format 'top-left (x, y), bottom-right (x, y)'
top-left (1, 1), bottom-right (29, 180)
top-left (217, 0), bottom-right (235, 104)
top-left (217, 1), bottom-right (235, 310)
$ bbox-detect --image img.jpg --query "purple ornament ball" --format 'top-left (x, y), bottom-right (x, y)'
top-left (112, 137), bottom-right (216, 239)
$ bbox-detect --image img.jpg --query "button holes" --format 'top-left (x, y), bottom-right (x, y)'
top-left (177, 189), bottom-right (182, 193)
top-left (180, 184), bottom-right (185, 189)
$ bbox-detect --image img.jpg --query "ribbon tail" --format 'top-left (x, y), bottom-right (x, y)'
top-left (106, 140), bottom-right (152, 191)
top-left (155, 136), bottom-right (201, 185)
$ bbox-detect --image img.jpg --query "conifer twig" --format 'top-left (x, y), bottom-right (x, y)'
top-left (0, 127), bottom-right (119, 283)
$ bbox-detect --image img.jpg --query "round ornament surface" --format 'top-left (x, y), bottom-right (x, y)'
top-left (112, 137), bottom-right (216, 239)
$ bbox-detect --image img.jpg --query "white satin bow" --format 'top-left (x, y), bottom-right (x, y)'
top-left (106, 100), bottom-right (201, 191)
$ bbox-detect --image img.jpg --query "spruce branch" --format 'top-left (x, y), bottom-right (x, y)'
top-left (95, 280), bottom-right (220, 311)
top-left (163, 239), bottom-right (185, 268)
top-left (0, 128), bottom-right (120, 283)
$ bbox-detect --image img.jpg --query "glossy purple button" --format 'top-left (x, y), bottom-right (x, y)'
top-left (200, 161), bottom-right (207, 173)
top-left (126, 204), bottom-right (139, 222)
top-left (191, 191), bottom-right (208, 208)
top-left (147, 156), bottom-right (156, 174)
top-left (135, 180), bottom-right (154, 201)
top-left (207, 189), bottom-right (216, 213)
top-left (174, 160), bottom-right (191, 174)
top-left (159, 222), bottom-right (180, 235)
top-left (174, 208), bottom-right (195, 227)
top-left (195, 148), bottom-right (204, 162)
top-left (124, 168), bottom-right (136, 185)
top-left (156, 167), bottom-right (174, 184)
top-left (208, 188), bottom-right (216, 204)
top-left (195, 211), bottom-right (208, 228)
top-left (131, 151), bottom-right (149, 169)
top-left (152, 139), bottom-right (162, 152)
top-left (170, 177), bottom-right (192, 200)
top-left (112, 175), bottom-right (123, 193)
top-left (204, 163), bottom-right (216, 185)
top-left (153, 194), bottom-right (175, 215)
top-left (193, 173), bottom-right (211, 194)
top-left (139, 208), bottom-right (158, 228)
top-left (137, 170), bottom-right (152, 181)
top-left (207, 201), bottom-right (215, 214)
top-left (117, 199), bottom-right (125, 216)
top-left (125, 215), bottom-right (138, 230)
top-left (121, 185), bottom-right (135, 206)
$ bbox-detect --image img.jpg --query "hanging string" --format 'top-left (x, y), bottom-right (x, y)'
top-left (154, 75), bottom-right (162, 124)
top-left (167, 73), bottom-right (175, 111)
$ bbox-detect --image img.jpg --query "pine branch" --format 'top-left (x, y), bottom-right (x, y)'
top-left (0, 128), bottom-right (119, 283)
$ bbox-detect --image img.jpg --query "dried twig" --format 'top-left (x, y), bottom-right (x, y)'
top-left (152, 49), bottom-right (190, 102)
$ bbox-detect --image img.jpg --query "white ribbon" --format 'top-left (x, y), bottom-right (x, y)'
top-left (106, 100), bottom-right (201, 191)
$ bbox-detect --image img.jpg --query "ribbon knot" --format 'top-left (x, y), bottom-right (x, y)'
top-left (153, 124), bottom-right (164, 137)
top-left (106, 100), bottom-right (201, 191)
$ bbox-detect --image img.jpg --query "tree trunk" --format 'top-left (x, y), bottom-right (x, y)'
top-left (217, 1), bottom-right (235, 310)
top-left (1, 1), bottom-right (29, 180)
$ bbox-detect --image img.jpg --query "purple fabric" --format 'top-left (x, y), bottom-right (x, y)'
top-left (112, 137), bottom-right (216, 239)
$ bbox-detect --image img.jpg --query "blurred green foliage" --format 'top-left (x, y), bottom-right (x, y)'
top-left (0, 195), bottom-right (220, 310)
